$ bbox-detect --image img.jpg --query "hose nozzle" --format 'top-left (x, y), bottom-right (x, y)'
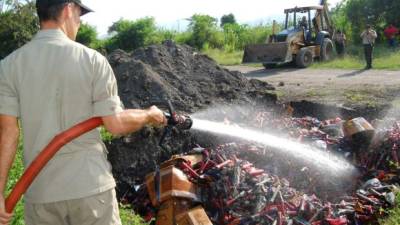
top-left (158, 100), bottom-right (193, 150)
top-left (164, 112), bottom-right (193, 130)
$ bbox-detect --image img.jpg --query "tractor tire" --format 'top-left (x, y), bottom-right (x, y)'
top-left (321, 38), bottom-right (334, 61)
top-left (296, 48), bottom-right (313, 68)
top-left (263, 63), bottom-right (277, 69)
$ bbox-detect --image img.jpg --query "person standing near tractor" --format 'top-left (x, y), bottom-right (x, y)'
top-left (333, 30), bottom-right (347, 56)
top-left (0, 0), bottom-right (166, 224)
top-left (360, 24), bottom-right (377, 69)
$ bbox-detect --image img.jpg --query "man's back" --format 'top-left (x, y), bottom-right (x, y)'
top-left (0, 29), bottom-right (118, 203)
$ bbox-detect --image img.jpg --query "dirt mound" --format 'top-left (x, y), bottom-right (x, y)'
top-left (106, 42), bottom-right (278, 197)
top-left (108, 41), bottom-right (276, 112)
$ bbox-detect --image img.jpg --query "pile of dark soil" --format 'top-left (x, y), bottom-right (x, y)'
top-left (108, 41), bottom-right (276, 112)
top-left (106, 41), bottom-right (278, 198)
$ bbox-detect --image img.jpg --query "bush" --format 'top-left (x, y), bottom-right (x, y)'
top-left (332, 0), bottom-right (400, 44)
top-left (105, 17), bottom-right (159, 52)
top-left (222, 23), bottom-right (273, 51)
top-left (76, 23), bottom-right (99, 48)
top-left (220, 13), bottom-right (236, 28)
top-left (187, 14), bottom-right (222, 50)
top-left (0, 2), bottom-right (38, 59)
top-left (174, 31), bottom-right (192, 45)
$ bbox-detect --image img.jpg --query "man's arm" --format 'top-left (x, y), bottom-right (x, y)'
top-left (371, 30), bottom-right (378, 39)
top-left (0, 115), bottom-right (19, 224)
top-left (91, 52), bottom-right (166, 135)
top-left (102, 106), bottom-right (166, 136)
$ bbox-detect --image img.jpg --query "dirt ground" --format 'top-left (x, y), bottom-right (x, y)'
top-left (226, 66), bottom-right (400, 111)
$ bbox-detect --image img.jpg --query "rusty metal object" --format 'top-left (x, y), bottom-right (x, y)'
top-left (342, 117), bottom-right (375, 138)
top-left (146, 165), bottom-right (199, 206)
top-left (176, 206), bottom-right (213, 225)
top-left (155, 199), bottom-right (192, 225)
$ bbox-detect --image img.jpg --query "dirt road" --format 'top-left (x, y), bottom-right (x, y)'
top-left (226, 65), bottom-right (400, 108)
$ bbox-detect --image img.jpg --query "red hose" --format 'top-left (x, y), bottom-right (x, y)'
top-left (5, 117), bottom-right (103, 213)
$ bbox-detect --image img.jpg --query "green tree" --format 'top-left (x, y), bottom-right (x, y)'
top-left (222, 23), bottom-right (250, 51)
top-left (76, 23), bottom-right (98, 48)
top-left (331, 1), bottom-right (352, 40)
top-left (0, 2), bottom-right (38, 58)
top-left (106, 17), bottom-right (158, 52)
top-left (333, 0), bottom-right (400, 43)
top-left (382, 0), bottom-right (400, 25)
top-left (220, 13), bottom-right (236, 28)
top-left (1, 0), bottom-right (31, 12)
top-left (187, 14), bottom-right (222, 50)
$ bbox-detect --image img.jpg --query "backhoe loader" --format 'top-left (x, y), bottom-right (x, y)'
top-left (243, 0), bottom-right (334, 68)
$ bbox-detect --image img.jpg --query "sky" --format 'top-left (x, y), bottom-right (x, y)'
top-left (82, 0), bottom-right (343, 36)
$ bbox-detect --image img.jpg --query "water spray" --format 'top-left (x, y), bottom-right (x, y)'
top-left (190, 118), bottom-right (355, 175)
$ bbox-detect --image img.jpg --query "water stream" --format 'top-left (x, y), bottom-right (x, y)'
top-left (191, 118), bottom-right (355, 175)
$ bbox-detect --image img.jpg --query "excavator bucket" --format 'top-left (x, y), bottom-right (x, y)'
top-left (242, 42), bottom-right (290, 64)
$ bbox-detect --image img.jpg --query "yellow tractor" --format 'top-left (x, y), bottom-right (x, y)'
top-left (243, 1), bottom-right (334, 68)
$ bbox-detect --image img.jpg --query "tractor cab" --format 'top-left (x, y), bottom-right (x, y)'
top-left (282, 6), bottom-right (332, 44)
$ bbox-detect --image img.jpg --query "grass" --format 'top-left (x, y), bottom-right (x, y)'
top-left (312, 45), bottom-right (400, 70)
top-left (343, 89), bottom-right (377, 106)
top-left (202, 48), bottom-right (243, 65)
top-left (203, 45), bottom-right (400, 70)
top-left (341, 85), bottom-right (400, 108)
top-left (379, 191), bottom-right (400, 225)
top-left (5, 127), bottom-right (146, 225)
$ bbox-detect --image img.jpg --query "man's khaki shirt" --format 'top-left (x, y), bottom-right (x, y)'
top-left (0, 29), bottom-right (123, 203)
top-left (360, 29), bottom-right (378, 45)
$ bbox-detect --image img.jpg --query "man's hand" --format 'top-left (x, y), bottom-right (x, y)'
top-left (102, 106), bottom-right (168, 135)
top-left (146, 106), bottom-right (167, 127)
top-left (0, 194), bottom-right (12, 225)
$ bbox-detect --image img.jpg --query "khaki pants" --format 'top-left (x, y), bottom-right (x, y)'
top-left (363, 44), bottom-right (374, 68)
top-left (25, 189), bottom-right (122, 225)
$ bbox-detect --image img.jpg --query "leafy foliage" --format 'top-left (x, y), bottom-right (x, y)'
top-left (222, 23), bottom-right (272, 52)
top-left (220, 13), bottom-right (236, 27)
top-left (105, 17), bottom-right (159, 52)
top-left (119, 205), bottom-right (148, 225)
top-left (379, 190), bottom-right (400, 225)
top-left (100, 127), bottom-right (114, 143)
top-left (76, 23), bottom-right (98, 48)
top-left (0, 2), bottom-right (38, 59)
top-left (187, 14), bottom-right (222, 50)
top-left (331, 0), bottom-right (400, 43)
